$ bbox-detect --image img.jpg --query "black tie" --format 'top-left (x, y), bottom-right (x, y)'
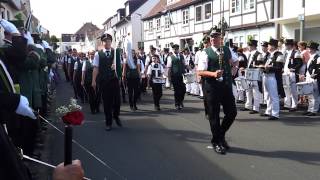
top-left (106, 51), bottom-right (110, 57)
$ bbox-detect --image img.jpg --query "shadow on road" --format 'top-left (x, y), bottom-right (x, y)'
top-left (229, 147), bottom-right (320, 166)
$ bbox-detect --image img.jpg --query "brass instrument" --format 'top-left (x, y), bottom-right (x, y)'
top-left (217, 0), bottom-right (225, 82)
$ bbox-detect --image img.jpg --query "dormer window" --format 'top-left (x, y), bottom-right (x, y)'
top-left (167, 0), bottom-right (179, 6)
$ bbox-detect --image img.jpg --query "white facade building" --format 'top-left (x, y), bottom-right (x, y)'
top-left (271, 0), bottom-right (320, 42)
top-left (102, 0), bottom-right (160, 50)
top-left (143, 0), bottom-right (276, 52)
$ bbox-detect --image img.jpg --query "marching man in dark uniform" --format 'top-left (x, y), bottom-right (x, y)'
top-left (241, 39), bottom-right (263, 114)
top-left (82, 51), bottom-right (100, 114)
top-left (197, 27), bottom-right (237, 155)
top-left (304, 41), bottom-right (320, 116)
top-left (92, 32), bottom-right (122, 131)
top-left (261, 41), bottom-right (271, 106)
top-left (262, 38), bottom-right (285, 120)
top-left (167, 44), bottom-right (186, 110)
top-left (283, 39), bottom-right (303, 112)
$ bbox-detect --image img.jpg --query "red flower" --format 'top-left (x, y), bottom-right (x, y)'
top-left (62, 111), bottom-right (84, 126)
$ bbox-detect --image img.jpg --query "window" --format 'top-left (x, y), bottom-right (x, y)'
top-left (253, 34), bottom-right (258, 40)
top-left (182, 9), bottom-right (189, 25)
top-left (243, 0), bottom-right (255, 11)
top-left (149, 21), bottom-right (153, 30)
top-left (239, 36), bottom-right (244, 47)
top-left (204, 3), bottom-right (212, 20)
top-left (233, 37), bottom-right (239, 47)
top-left (156, 18), bottom-right (161, 31)
top-left (195, 6), bottom-right (202, 22)
top-left (165, 16), bottom-right (170, 29)
top-left (231, 0), bottom-right (240, 14)
top-left (165, 43), bottom-right (170, 48)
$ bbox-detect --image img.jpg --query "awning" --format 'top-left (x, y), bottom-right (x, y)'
top-left (270, 13), bottom-right (320, 25)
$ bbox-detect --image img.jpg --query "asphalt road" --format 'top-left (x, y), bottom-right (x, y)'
top-left (46, 79), bottom-right (320, 180)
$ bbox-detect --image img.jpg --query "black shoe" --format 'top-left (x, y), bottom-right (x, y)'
top-left (268, 116), bottom-right (279, 120)
top-left (260, 104), bottom-right (267, 107)
top-left (236, 100), bottom-right (244, 104)
top-left (281, 107), bottom-right (290, 110)
top-left (307, 113), bottom-right (316, 116)
top-left (260, 113), bottom-right (270, 117)
top-left (289, 108), bottom-right (297, 112)
top-left (221, 140), bottom-right (230, 151)
top-left (134, 105), bottom-right (138, 111)
top-left (154, 106), bottom-right (161, 111)
top-left (105, 126), bottom-right (112, 131)
top-left (175, 105), bottom-right (180, 110)
top-left (240, 108), bottom-right (250, 111)
top-left (249, 110), bottom-right (259, 114)
top-left (302, 111), bottom-right (311, 115)
top-left (180, 103), bottom-right (184, 108)
top-left (113, 117), bottom-right (122, 127)
top-left (212, 143), bottom-right (226, 155)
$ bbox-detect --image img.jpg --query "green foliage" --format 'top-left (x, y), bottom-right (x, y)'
top-left (14, 13), bottom-right (23, 21)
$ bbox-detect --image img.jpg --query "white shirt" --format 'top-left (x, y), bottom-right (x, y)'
top-left (147, 62), bottom-right (164, 78)
top-left (139, 59), bottom-right (145, 74)
top-left (230, 47), bottom-right (239, 63)
top-left (93, 49), bottom-right (112, 67)
top-left (198, 46), bottom-right (221, 71)
top-left (166, 53), bottom-right (183, 68)
top-left (82, 59), bottom-right (93, 71)
top-left (247, 50), bottom-right (257, 68)
top-left (73, 61), bottom-right (83, 70)
top-left (284, 49), bottom-right (293, 73)
top-left (306, 53), bottom-right (320, 77)
top-left (194, 50), bottom-right (202, 66)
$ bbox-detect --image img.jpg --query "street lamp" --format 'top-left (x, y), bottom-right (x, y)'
top-left (298, 0), bottom-right (305, 41)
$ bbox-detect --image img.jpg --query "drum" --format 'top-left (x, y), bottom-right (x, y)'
top-left (282, 73), bottom-right (291, 87)
top-left (296, 82), bottom-right (313, 95)
top-left (245, 68), bottom-right (262, 81)
top-left (152, 78), bottom-right (166, 84)
top-left (234, 76), bottom-right (249, 91)
top-left (183, 73), bottom-right (196, 84)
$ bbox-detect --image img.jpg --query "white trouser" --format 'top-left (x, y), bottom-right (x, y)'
top-left (165, 77), bottom-right (171, 88)
top-left (262, 76), bottom-right (268, 104)
top-left (236, 72), bottom-right (245, 101)
top-left (186, 83), bottom-right (192, 93)
top-left (233, 84), bottom-right (238, 102)
top-left (237, 90), bottom-right (245, 101)
top-left (307, 78), bottom-right (320, 113)
top-left (283, 72), bottom-right (298, 109)
top-left (245, 80), bottom-right (261, 111)
top-left (191, 82), bottom-right (200, 95)
top-left (199, 83), bottom-right (204, 97)
top-left (263, 73), bottom-right (280, 118)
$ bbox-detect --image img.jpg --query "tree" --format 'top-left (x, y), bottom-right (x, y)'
top-left (50, 35), bottom-right (60, 43)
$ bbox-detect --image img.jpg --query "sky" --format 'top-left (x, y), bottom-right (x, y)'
top-left (31, 0), bottom-right (127, 37)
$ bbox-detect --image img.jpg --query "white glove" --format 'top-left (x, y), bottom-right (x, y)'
top-left (41, 40), bottom-right (50, 49)
top-left (0, 19), bottom-right (20, 34)
top-left (24, 31), bottom-right (34, 45)
top-left (15, 95), bottom-right (37, 119)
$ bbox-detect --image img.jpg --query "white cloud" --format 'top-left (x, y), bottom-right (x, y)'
top-left (30, 0), bottom-right (126, 37)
